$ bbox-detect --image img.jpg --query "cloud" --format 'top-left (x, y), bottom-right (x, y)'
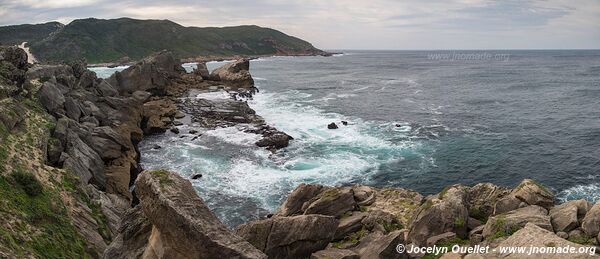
top-left (0, 0), bottom-right (598, 49)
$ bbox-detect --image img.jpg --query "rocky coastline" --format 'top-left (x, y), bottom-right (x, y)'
top-left (1, 46), bottom-right (599, 258)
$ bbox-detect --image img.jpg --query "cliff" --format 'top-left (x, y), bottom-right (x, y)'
top-left (0, 18), bottom-right (329, 64)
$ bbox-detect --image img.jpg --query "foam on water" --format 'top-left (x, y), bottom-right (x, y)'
top-left (89, 65), bottom-right (129, 79)
top-left (557, 184), bottom-right (600, 203)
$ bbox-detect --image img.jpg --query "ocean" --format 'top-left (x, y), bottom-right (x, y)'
top-left (90, 50), bottom-right (600, 227)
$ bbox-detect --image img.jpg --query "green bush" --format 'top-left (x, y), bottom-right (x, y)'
top-left (12, 169), bottom-right (43, 196)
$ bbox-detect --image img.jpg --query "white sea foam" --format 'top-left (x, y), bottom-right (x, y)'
top-left (88, 65), bottom-right (129, 79)
top-left (557, 183), bottom-right (600, 203)
top-left (195, 91), bottom-right (231, 100)
top-left (203, 126), bottom-right (263, 146)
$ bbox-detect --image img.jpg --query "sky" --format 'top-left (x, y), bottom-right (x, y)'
top-left (0, 0), bottom-right (599, 50)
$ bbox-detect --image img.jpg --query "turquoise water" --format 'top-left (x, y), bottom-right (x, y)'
top-left (91, 50), bottom-right (600, 227)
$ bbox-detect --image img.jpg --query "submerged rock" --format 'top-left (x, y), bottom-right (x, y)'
top-left (328, 122), bottom-right (338, 129)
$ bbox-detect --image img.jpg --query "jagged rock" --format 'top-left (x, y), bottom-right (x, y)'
top-left (108, 50), bottom-right (185, 95)
top-left (276, 183), bottom-right (326, 216)
top-left (37, 81), bottom-right (65, 115)
top-left (142, 99), bottom-right (177, 134)
top-left (311, 248), bottom-right (359, 259)
top-left (581, 201), bottom-right (600, 237)
top-left (0, 46), bottom-right (28, 70)
top-left (135, 170), bottom-right (266, 259)
top-left (304, 187), bottom-right (356, 218)
top-left (209, 59), bottom-right (254, 87)
top-left (255, 132), bottom-right (293, 149)
top-left (482, 205), bottom-right (552, 239)
top-left (549, 199), bottom-right (591, 233)
top-left (467, 217), bottom-right (482, 230)
top-left (493, 195), bottom-right (524, 215)
top-left (63, 131), bottom-right (106, 188)
top-left (568, 229), bottom-right (584, 239)
top-left (361, 210), bottom-right (399, 233)
top-left (46, 136), bottom-right (63, 165)
top-left (488, 223), bottom-right (597, 258)
top-left (363, 188), bottom-right (423, 227)
top-left (97, 80), bottom-right (118, 97)
top-left (103, 206), bottom-right (152, 259)
top-left (468, 182), bottom-right (510, 220)
top-left (511, 179), bottom-right (554, 209)
top-left (334, 212), bottom-right (367, 240)
top-left (328, 122), bottom-right (338, 129)
top-left (426, 232), bottom-right (457, 247)
top-left (408, 185), bottom-right (469, 245)
top-left (351, 230), bottom-right (408, 259)
top-left (236, 215), bottom-right (338, 259)
top-left (352, 185), bottom-right (375, 205)
top-left (557, 231), bottom-right (568, 239)
top-left (193, 62), bottom-right (210, 79)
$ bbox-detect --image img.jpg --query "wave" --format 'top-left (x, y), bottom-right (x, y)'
top-left (557, 183), bottom-right (600, 203)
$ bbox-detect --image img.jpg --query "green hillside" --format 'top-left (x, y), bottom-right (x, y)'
top-left (0, 22), bottom-right (63, 45)
top-left (1, 18), bottom-right (326, 63)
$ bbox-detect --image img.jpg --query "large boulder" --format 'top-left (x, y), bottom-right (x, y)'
top-left (62, 131), bottom-right (106, 188)
top-left (193, 62), bottom-right (210, 79)
top-left (103, 206), bottom-right (152, 259)
top-left (482, 205), bottom-right (552, 239)
top-left (236, 215), bottom-right (339, 259)
top-left (511, 179), bottom-right (554, 209)
top-left (209, 59), bottom-right (254, 88)
top-left (108, 50), bottom-right (184, 95)
top-left (141, 99), bottom-right (177, 134)
top-left (489, 223), bottom-right (597, 258)
top-left (549, 199), bottom-right (591, 233)
top-left (135, 170), bottom-right (266, 259)
top-left (368, 188), bottom-right (424, 226)
top-left (304, 187), bottom-right (357, 218)
top-left (581, 201), bottom-right (600, 237)
top-left (276, 184), bottom-right (326, 216)
top-left (311, 248), bottom-right (359, 259)
top-left (351, 230), bottom-right (408, 259)
top-left (407, 185), bottom-right (469, 245)
top-left (37, 81), bottom-right (66, 115)
top-left (468, 183), bottom-right (510, 220)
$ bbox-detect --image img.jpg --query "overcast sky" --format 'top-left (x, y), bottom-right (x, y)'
top-left (1, 0), bottom-right (599, 49)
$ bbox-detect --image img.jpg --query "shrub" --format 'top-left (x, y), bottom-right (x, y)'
top-left (12, 169), bottom-right (43, 196)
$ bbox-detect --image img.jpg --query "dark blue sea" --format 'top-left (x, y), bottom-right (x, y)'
top-left (92, 50), bottom-right (600, 227)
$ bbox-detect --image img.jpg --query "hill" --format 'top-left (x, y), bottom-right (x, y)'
top-left (0, 18), bottom-right (327, 63)
top-left (0, 22), bottom-right (63, 45)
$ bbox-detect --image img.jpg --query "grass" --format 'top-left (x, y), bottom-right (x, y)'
top-left (150, 169), bottom-right (174, 189)
top-left (0, 174), bottom-right (89, 258)
top-left (567, 235), bottom-right (596, 245)
top-left (11, 168), bottom-right (43, 196)
top-left (488, 215), bottom-right (521, 240)
top-left (332, 227), bottom-right (368, 248)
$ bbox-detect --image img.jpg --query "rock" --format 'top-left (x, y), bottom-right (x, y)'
top-left (341, 121), bottom-right (348, 126)
top-left (468, 182), bottom-right (510, 220)
top-left (142, 99), bottom-right (177, 134)
top-left (173, 121), bottom-right (183, 126)
top-left (108, 50), bottom-right (184, 95)
top-left (0, 46), bottom-right (28, 69)
top-left (407, 185), bottom-right (469, 245)
top-left (311, 248), bottom-right (359, 259)
top-left (550, 199), bottom-right (590, 233)
top-left (63, 132), bottom-right (106, 189)
top-left (255, 132), bottom-right (293, 150)
top-left (467, 217), bottom-right (482, 230)
top-left (103, 206), bottom-right (152, 259)
top-left (511, 179), bottom-right (554, 209)
top-left (367, 188), bottom-right (423, 227)
top-left (191, 173), bottom-right (202, 180)
top-left (304, 187), bottom-right (356, 218)
top-left (37, 81), bottom-right (65, 115)
top-left (470, 233), bottom-right (483, 244)
top-left (276, 184), bottom-right (326, 216)
top-left (169, 127), bottom-right (179, 134)
top-left (581, 201), bottom-right (600, 237)
top-left (188, 129), bottom-right (198, 134)
top-left (426, 232), bottom-right (457, 247)
top-left (351, 230), bottom-right (408, 259)
top-left (557, 231), bottom-right (568, 239)
top-left (135, 170), bottom-right (266, 259)
top-left (361, 210), bottom-right (399, 233)
top-left (46, 137), bottom-right (63, 166)
top-left (489, 223), bottom-right (597, 258)
top-left (568, 229), bottom-right (584, 239)
top-left (493, 195), bottom-right (523, 215)
top-left (236, 215), bottom-right (339, 259)
top-left (352, 185), bottom-right (375, 206)
top-left (97, 80), bottom-right (118, 97)
top-left (152, 144), bottom-right (161, 150)
top-left (209, 59), bottom-right (254, 88)
top-left (193, 62), bottom-right (210, 79)
top-left (328, 122), bottom-right (338, 129)
top-left (482, 205), bottom-right (553, 239)
top-left (334, 212), bottom-right (367, 240)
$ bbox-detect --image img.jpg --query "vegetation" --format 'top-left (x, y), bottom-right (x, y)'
top-left (0, 18), bottom-right (327, 63)
top-left (422, 238), bottom-right (470, 259)
top-left (11, 168), bottom-right (43, 196)
top-left (332, 227), bottom-right (368, 248)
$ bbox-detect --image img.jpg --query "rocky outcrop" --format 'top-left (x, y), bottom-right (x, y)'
top-left (489, 223), bottom-right (597, 258)
top-left (209, 59), bottom-right (254, 88)
top-left (549, 199), bottom-right (591, 233)
top-left (482, 205), bottom-right (553, 239)
top-left (0, 46), bottom-right (28, 98)
top-left (581, 201), bottom-right (600, 237)
top-left (236, 215), bottom-right (338, 259)
top-left (110, 170), bottom-right (267, 259)
top-left (108, 50), bottom-right (185, 95)
top-left (408, 185), bottom-right (469, 245)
